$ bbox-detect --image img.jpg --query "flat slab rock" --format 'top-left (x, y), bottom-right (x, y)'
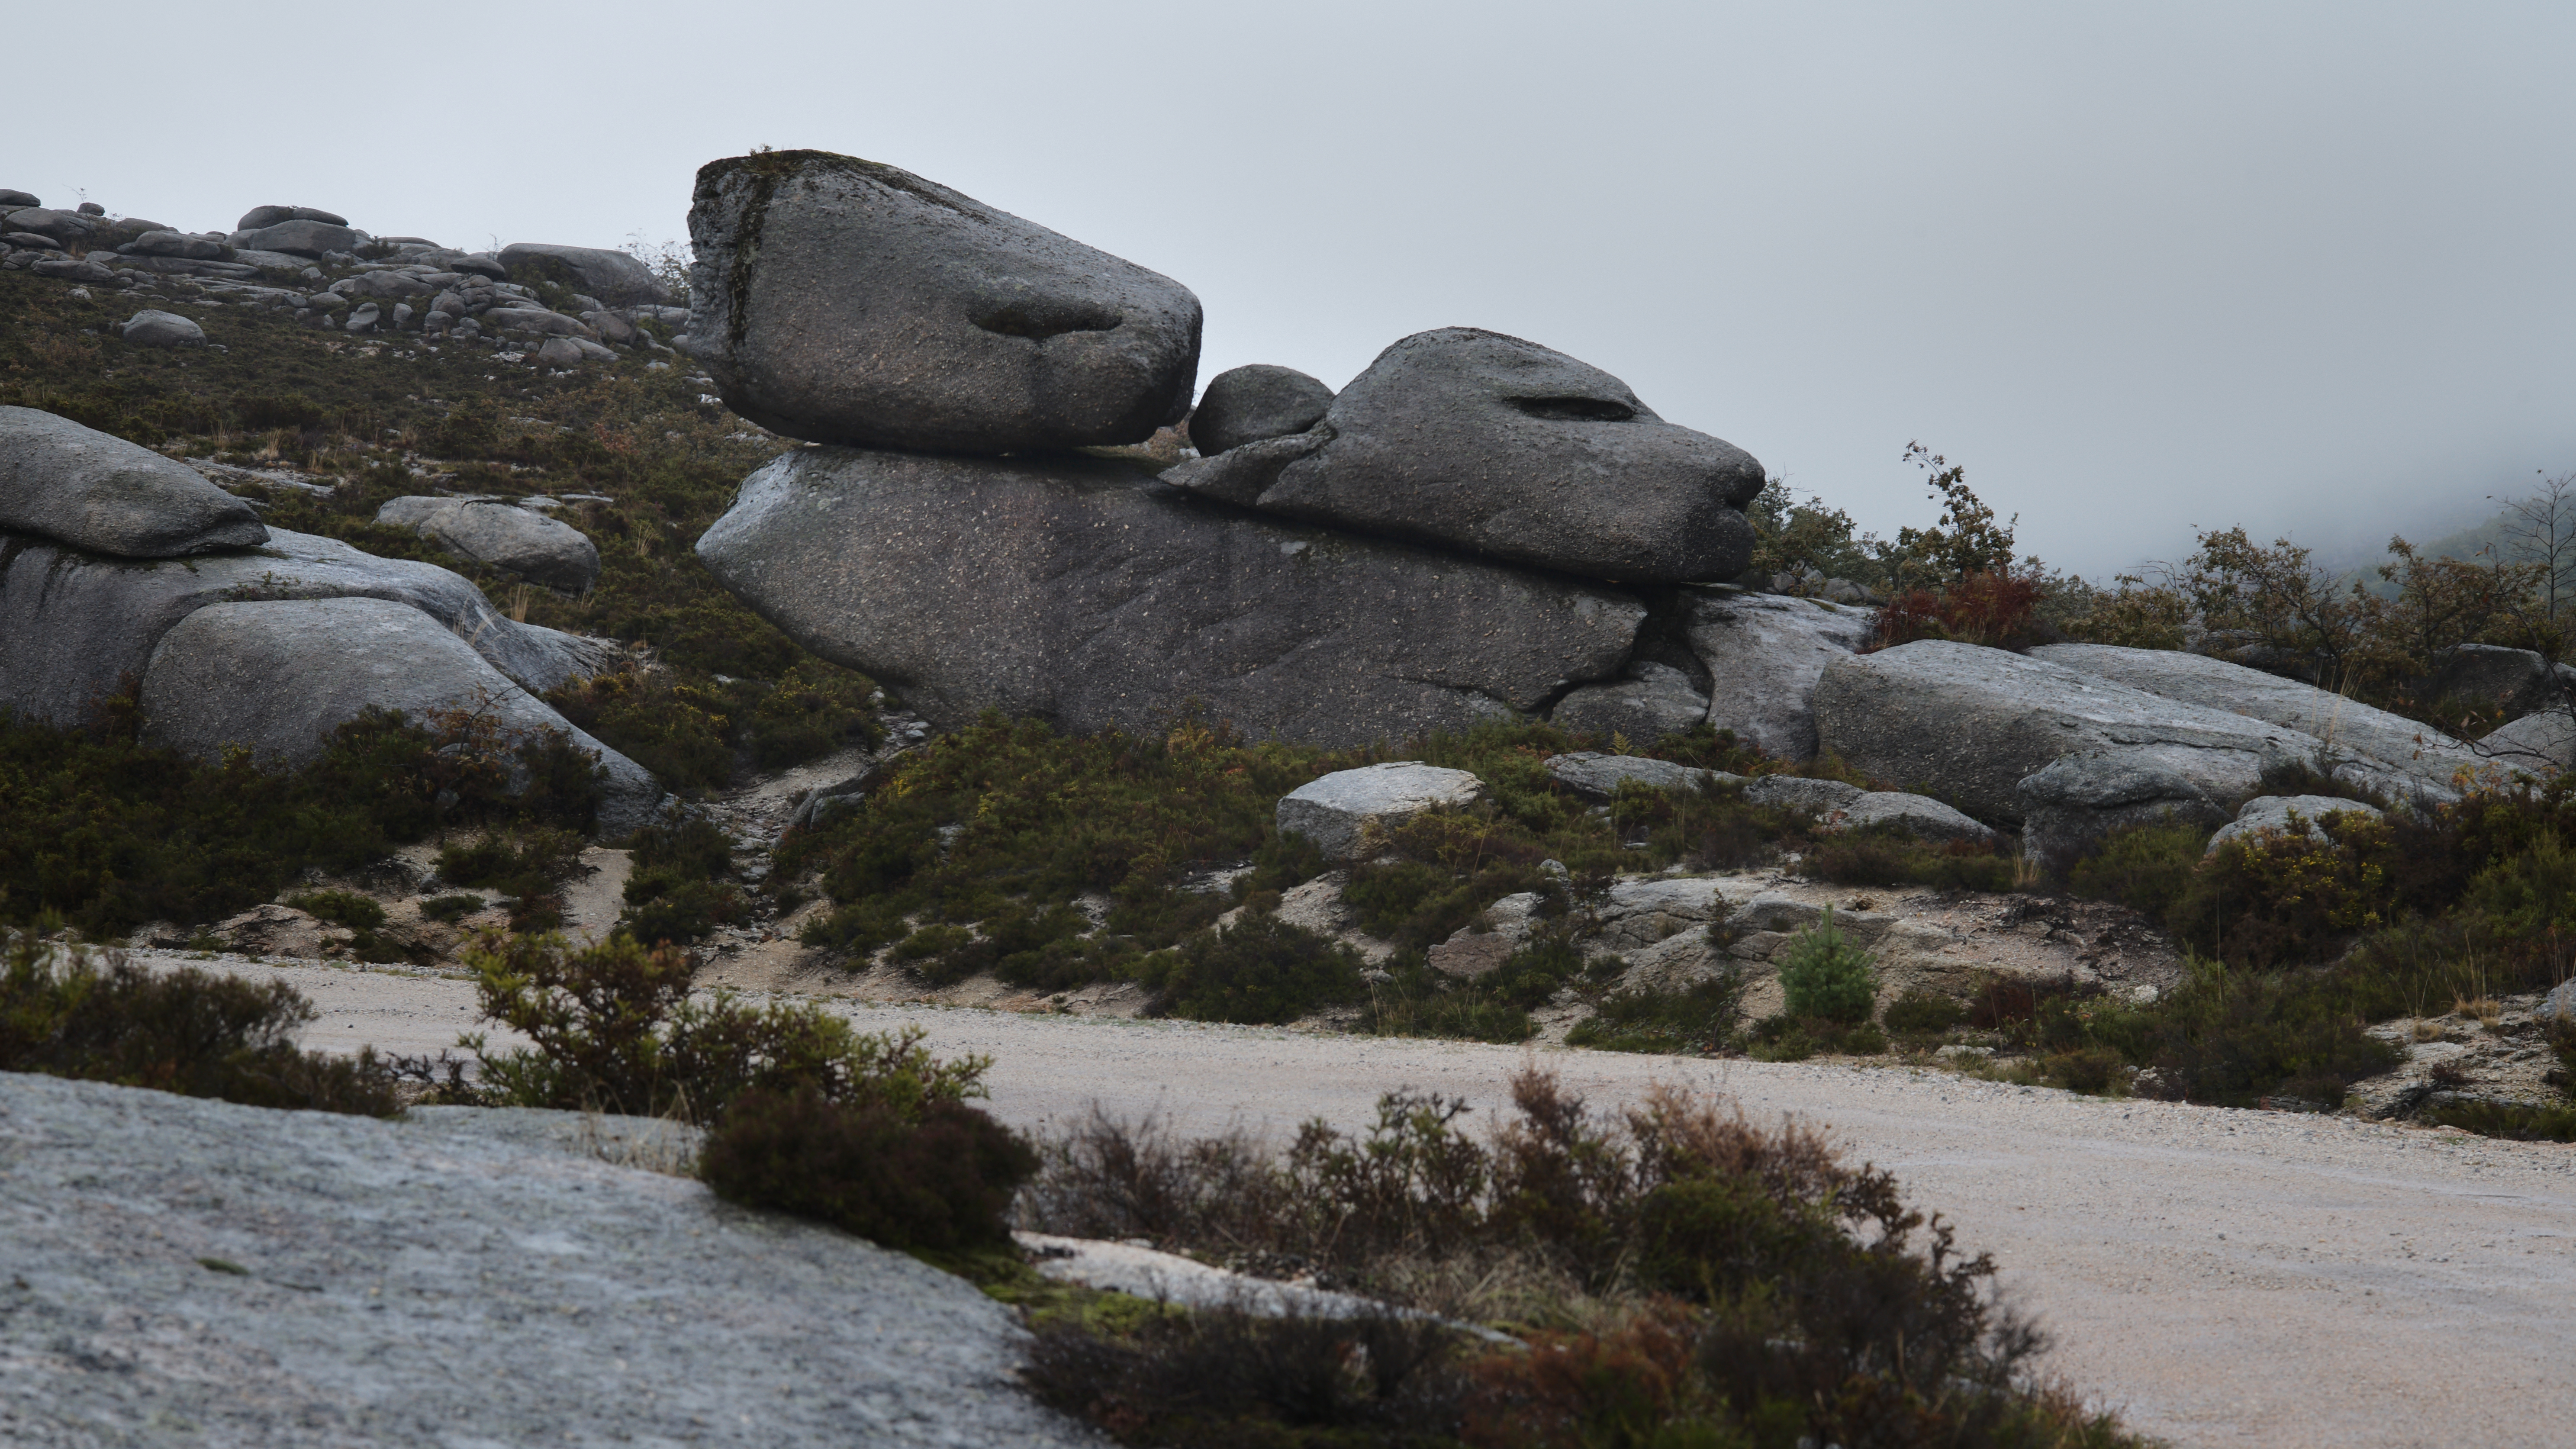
top-left (695, 445), bottom-right (1645, 745)
top-left (1544, 751), bottom-right (1742, 800)
top-left (0, 1073), bottom-right (1088, 1448)
top-left (1277, 761), bottom-right (1487, 860)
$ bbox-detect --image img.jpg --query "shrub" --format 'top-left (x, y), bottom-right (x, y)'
top-left (1565, 971), bottom-right (1747, 1055)
top-left (1359, 959), bottom-right (1536, 1043)
top-left (1774, 908), bottom-right (1878, 1024)
top-left (286, 889), bottom-right (386, 932)
top-left (436, 827), bottom-right (586, 931)
top-left (464, 932), bottom-right (989, 1122)
top-left (1145, 915), bottom-right (1367, 1024)
top-left (420, 894), bottom-right (486, 923)
top-left (0, 928), bottom-right (398, 1115)
top-left (618, 814), bottom-right (744, 944)
top-left (1019, 1069), bottom-right (2140, 1449)
top-left (743, 663), bottom-right (879, 768)
top-left (1882, 987), bottom-right (1966, 1037)
top-left (1802, 830), bottom-right (2016, 892)
top-left (698, 1088), bottom-right (1037, 1251)
top-left (2417, 1098), bottom-right (2576, 1142)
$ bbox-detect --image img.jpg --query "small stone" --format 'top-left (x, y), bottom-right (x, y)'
top-left (1277, 762), bottom-right (1488, 861)
top-left (1743, 775), bottom-right (1865, 815)
top-left (1823, 791), bottom-right (1998, 845)
top-left (535, 336), bottom-right (584, 365)
top-left (1544, 752), bottom-right (1741, 801)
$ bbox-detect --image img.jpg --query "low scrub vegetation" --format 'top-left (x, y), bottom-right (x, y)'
top-left (0, 926), bottom-right (399, 1114)
top-left (1018, 1067), bottom-right (2144, 1448)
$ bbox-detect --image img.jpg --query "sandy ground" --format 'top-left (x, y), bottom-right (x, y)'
top-left (129, 952), bottom-right (2576, 1449)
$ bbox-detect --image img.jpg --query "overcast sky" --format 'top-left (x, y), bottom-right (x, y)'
top-left (18, 0), bottom-right (2575, 577)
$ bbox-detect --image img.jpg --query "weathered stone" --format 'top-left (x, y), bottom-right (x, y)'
top-left (583, 309), bottom-right (639, 345)
top-left (3, 208), bottom-right (96, 245)
top-left (124, 229), bottom-right (234, 261)
top-left (2544, 978), bottom-right (2576, 1022)
top-left (1743, 775), bottom-right (1865, 815)
top-left (695, 446), bottom-right (1646, 745)
top-left (2026, 643), bottom-right (2479, 792)
top-left (451, 251), bottom-right (508, 280)
top-left (1550, 660), bottom-right (1713, 745)
top-left (29, 255), bottom-right (113, 282)
top-left (1164, 328), bottom-right (1762, 584)
top-left (344, 303), bottom-right (381, 335)
top-left (0, 1072), bottom-right (1088, 1448)
top-left (685, 150), bottom-right (1201, 453)
top-left (2016, 748), bottom-right (2232, 875)
top-left (0, 526), bottom-right (612, 729)
top-left (0, 189), bottom-right (36, 208)
top-left (139, 597), bottom-right (659, 835)
top-left (500, 242), bottom-right (670, 308)
top-left (484, 306), bottom-right (598, 340)
top-left (1188, 365), bottom-right (1333, 454)
top-left (118, 309), bottom-right (204, 348)
top-left (1278, 762), bottom-right (1487, 860)
top-left (229, 219), bottom-right (360, 258)
top-left (335, 270), bottom-right (435, 300)
top-left (236, 204), bottom-right (348, 230)
top-left (2425, 644), bottom-right (2559, 721)
top-left (1825, 791), bottom-right (1998, 845)
top-left (0, 406), bottom-right (264, 557)
top-left (375, 497), bottom-right (601, 592)
top-left (2206, 794), bottom-right (2384, 856)
top-left (2, 232), bottom-right (59, 252)
top-left (1682, 590), bottom-right (1875, 760)
top-left (2479, 706), bottom-right (2575, 774)
top-left (1818, 641), bottom-right (2352, 826)
top-left (533, 336), bottom-right (583, 365)
top-left (1545, 751), bottom-right (1739, 801)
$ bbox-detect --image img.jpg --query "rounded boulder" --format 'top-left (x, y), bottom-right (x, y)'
top-left (1188, 365), bottom-right (1333, 455)
top-left (119, 310), bottom-right (206, 349)
top-left (0, 406), bottom-right (265, 557)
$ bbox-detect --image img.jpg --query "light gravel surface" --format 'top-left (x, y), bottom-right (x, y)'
top-left (122, 955), bottom-right (2576, 1447)
top-left (0, 1071), bottom-right (1092, 1449)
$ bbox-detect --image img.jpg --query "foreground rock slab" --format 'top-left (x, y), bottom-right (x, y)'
top-left (686, 149), bottom-right (1201, 453)
top-left (0, 1073), bottom-right (1088, 1448)
top-left (696, 446), bottom-right (1645, 744)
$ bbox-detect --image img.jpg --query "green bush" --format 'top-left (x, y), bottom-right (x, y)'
top-left (421, 894), bottom-right (485, 923)
top-left (436, 828), bottom-right (586, 931)
top-left (618, 814), bottom-right (743, 944)
top-left (698, 1088), bottom-right (1037, 1251)
top-left (2418, 1098), bottom-right (2576, 1142)
top-left (1882, 987), bottom-right (1967, 1037)
top-left (0, 928), bottom-right (398, 1115)
top-left (1775, 908), bottom-right (1879, 1024)
top-left (286, 889), bottom-right (386, 931)
top-left (1358, 959), bottom-right (1536, 1043)
top-left (744, 664), bottom-right (880, 768)
top-left (1565, 971), bottom-right (1747, 1055)
top-left (1801, 830), bottom-right (2015, 892)
top-left (463, 932), bottom-right (989, 1122)
top-left (1145, 915), bottom-right (1366, 1024)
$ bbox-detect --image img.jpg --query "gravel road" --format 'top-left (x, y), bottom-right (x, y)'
top-left (134, 954), bottom-right (2576, 1447)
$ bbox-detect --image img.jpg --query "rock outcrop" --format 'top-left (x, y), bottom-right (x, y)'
top-left (1815, 641), bottom-right (2351, 825)
top-left (139, 598), bottom-right (660, 836)
top-left (1277, 762), bottom-right (1488, 860)
top-left (2025, 643), bottom-right (2479, 791)
top-left (1683, 591), bottom-right (1875, 759)
top-left (376, 496), bottom-right (602, 593)
top-left (1550, 660), bottom-right (1715, 745)
top-left (685, 150), bottom-right (1202, 454)
top-left (695, 445), bottom-right (1645, 744)
top-left (2206, 794), bottom-right (2385, 855)
top-left (1544, 752), bottom-right (1739, 800)
top-left (499, 241), bottom-right (673, 308)
top-left (2016, 748), bottom-right (2233, 875)
top-left (0, 406), bottom-right (265, 557)
top-left (0, 526), bottom-right (612, 728)
top-left (1162, 328), bottom-right (1764, 584)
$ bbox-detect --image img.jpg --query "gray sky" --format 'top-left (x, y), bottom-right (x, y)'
top-left (19, 0), bottom-right (2576, 577)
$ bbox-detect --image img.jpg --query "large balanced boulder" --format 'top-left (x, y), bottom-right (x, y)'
top-left (1162, 328), bottom-right (1763, 584)
top-left (236, 204), bottom-right (348, 230)
top-left (2025, 643), bottom-right (2480, 790)
top-left (376, 497), bottom-right (601, 592)
top-left (228, 218), bottom-right (358, 258)
top-left (0, 527), bottom-right (612, 729)
top-left (1188, 364), bottom-right (1333, 455)
top-left (1815, 641), bottom-right (2357, 825)
top-left (499, 242), bottom-right (671, 308)
top-left (695, 446), bottom-right (1645, 745)
top-left (1278, 762), bottom-right (1487, 860)
top-left (0, 406), bottom-right (265, 557)
top-left (686, 150), bottom-right (1202, 454)
top-left (138, 597), bottom-right (660, 835)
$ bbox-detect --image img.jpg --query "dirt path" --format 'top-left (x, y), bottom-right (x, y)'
top-left (135, 953), bottom-right (2576, 1449)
